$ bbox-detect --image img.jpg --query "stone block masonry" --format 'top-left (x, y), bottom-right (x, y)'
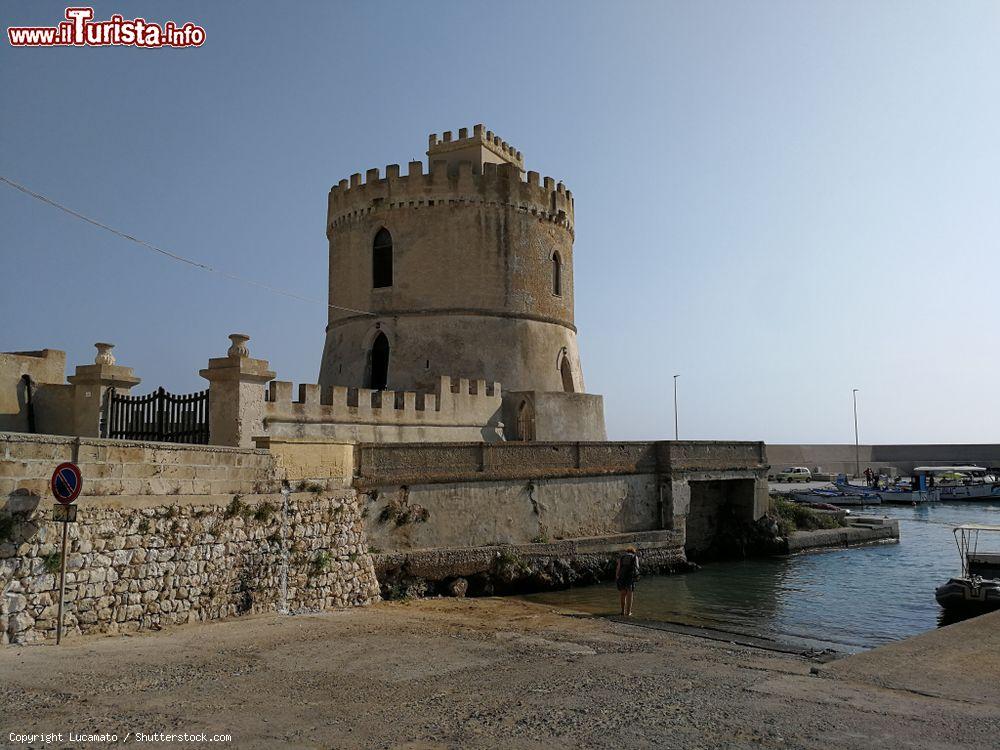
top-left (0, 432), bottom-right (279, 500)
top-left (264, 375), bottom-right (503, 443)
top-left (0, 433), bottom-right (380, 645)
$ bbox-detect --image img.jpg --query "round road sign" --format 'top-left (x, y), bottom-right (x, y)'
top-left (51, 462), bottom-right (83, 505)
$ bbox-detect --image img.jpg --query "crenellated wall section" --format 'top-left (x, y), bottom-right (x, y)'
top-left (264, 375), bottom-right (503, 443)
top-left (326, 160), bottom-right (574, 237)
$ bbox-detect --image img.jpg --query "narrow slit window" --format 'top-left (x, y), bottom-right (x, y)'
top-left (552, 252), bottom-right (562, 296)
top-left (373, 228), bottom-right (393, 288)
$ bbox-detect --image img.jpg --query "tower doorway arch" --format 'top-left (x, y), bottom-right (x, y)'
top-left (367, 332), bottom-right (390, 390)
top-left (560, 354), bottom-right (575, 393)
top-left (516, 400), bottom-right (535, 441)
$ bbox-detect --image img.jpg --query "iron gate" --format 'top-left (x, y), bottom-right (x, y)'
top-left (102, 386), bottom-right (210, 444)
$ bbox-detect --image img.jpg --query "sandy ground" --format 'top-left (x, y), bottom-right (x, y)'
top-left (1, 598), bottom-right (998, 750)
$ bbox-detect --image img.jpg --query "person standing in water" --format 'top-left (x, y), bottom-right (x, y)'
top-left (615, 546), bottom-right (640, 617)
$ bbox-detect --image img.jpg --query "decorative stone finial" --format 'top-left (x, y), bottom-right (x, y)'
top-left (227, 333), bottom-right (251, 358)
top-left (94, 342), bottom-right (116, 366)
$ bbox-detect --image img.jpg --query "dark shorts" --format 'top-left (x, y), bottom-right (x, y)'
top-left (616, 579), bottom-right (635, 592)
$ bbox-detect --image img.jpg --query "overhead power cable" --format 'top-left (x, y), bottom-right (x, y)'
top-left (0, 174), bottom-right (374, 317)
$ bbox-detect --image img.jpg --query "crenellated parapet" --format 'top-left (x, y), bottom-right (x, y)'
top-left (428, 123), bottom-right (525, 171)
top-left (326, 160), bottom-right (574, 237)
top-left (264, 375), bottom-right (502, 434)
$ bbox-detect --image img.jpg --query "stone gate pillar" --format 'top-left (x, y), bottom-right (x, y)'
top-left (199, 334), bottom-right (275, 448)
top-left (66, 343), bottom-right (141, 437)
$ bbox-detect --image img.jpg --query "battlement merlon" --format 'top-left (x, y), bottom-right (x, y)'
top-left (427, 124), bottom-right (525, 175)
top-left (264, 375), bottom-right (501, 417)
top-left (326, 162), bottom-right (573, 235)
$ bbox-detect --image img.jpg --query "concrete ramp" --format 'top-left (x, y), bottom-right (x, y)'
top-left (818, 610), bottom-right (1000, 706)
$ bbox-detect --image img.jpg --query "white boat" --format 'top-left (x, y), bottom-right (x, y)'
top-left (912, 466), bottom-right (1000, 502)
top-left (936, 525), bottom-right (1000, 612)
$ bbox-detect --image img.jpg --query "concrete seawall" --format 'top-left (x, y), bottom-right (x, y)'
top-left (768, 443), bottom-right (1000, 476)
top-left (374, 530), bottom-right (691, 597)
top-left (785, 518), bottom-right (899, 554)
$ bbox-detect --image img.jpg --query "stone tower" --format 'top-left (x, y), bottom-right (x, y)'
top-left (319, 125), bottom-right (605, 441)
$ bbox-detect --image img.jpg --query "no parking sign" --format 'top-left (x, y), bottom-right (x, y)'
top-left (50, 461), bottom-right (82, 645)
top-left (51, 462), bottom-right (83, 505)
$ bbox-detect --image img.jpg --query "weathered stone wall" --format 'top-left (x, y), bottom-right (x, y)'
top-left (264, 375), bottom-right (503, 443)
top-left (353, 440), bottom-right (770, 560)
top-left (364, 474), bottom-right (661, 553)
top-left (503, 391), bottom-right (607, 442)
top-left (1, 492), bottom-right (378, 645)
top-left (0, 434), bottom-right (380, 645)
top-left (353, 440), bottom-right (768, 488)
top-left (1, 433), bottom-right (279, 500)
top-left (0, 350), bottom-right (73, 436)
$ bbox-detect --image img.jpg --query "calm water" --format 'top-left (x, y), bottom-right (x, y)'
top-left (523, 502), bottom-right (1000, 653)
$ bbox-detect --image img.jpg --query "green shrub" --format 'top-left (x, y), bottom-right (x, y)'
top-left (224, 496), bottom-right (246, 520)
top-left (774, 499), bottom-right (841, 532)
top-left (309, 551), bottom-right (331, 576)
top-left (42, 551), bottom-right (61, 574)
top-left (253, 501), bottom-right (276, 522)
top-left (379, 498), bottom-right (429, 526)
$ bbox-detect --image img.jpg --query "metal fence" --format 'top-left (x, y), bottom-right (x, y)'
top-left (102, 386), bottom-right (210, 444)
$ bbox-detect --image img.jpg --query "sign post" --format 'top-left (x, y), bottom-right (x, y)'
top-left (50, 462), bottom-right (82, 645)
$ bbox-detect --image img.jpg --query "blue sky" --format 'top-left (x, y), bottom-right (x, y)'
top-left (2, 1), bottom-right (998, 443)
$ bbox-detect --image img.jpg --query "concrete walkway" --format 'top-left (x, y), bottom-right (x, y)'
top-left (2, 599), bottom-right (998, 748)
top-left (819, 609), bottom-right (1000, 705)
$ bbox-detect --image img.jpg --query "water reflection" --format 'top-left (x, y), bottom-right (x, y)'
top-left (524, 502), bottom-right (999, 652)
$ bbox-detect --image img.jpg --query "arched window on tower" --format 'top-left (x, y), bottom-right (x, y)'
top-left (367, 332), bottom-right (389, 391)
top-left (551, 251), bottom-right (562, 296)
top-left (373, 228), bottom-right (393, 288)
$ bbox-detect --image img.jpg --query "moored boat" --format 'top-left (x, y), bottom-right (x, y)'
top-left (791, 488), bottom-right (872, 506)
top-left (913, 466), bottom-right (1000, 502)
top-left (834, 476), bottom-right (938, 504)
top-left (935, 525), bottom-right (1000, 613)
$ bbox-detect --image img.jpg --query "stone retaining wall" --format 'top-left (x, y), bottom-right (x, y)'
top-left (0, 433), bottom-right (380, 645)
top-left (1, 433), bottom-right (279, 500)
top-left (1, 492), bottom-right (379, 644)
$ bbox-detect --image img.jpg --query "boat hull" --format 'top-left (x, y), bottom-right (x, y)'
top-left (792, 491), bottom-right (871, 506)
top-left (938, 483), bottom-right (1000, 501)
top-left (935, 578), bottom-right (1000, 611)
top-left (834, 481), bottom-right (939, 504)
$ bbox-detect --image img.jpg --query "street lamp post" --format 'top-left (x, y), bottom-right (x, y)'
top-left (852, 388), bottom-right (860, 478)
top-left (673, 374), bottom-right (679, 440)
